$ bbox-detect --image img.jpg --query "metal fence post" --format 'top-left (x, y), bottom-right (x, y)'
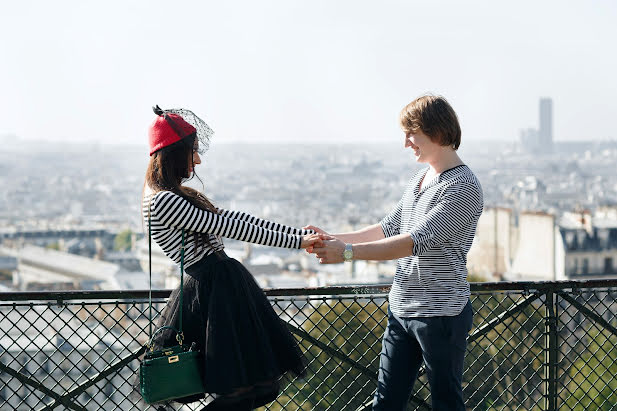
top-left (544, 290), bottom-right (558, 411)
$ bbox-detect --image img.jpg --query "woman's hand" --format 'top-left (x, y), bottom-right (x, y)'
top-left (303, 225), bottom-right (329, 236)
top-left (300, 233), bottom-right (328, 249)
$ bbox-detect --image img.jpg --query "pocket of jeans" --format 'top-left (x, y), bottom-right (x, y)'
top-left (441, 312), bottom-right (469, 351)
top-left (438, 316), bottom-right (453, 342)
top-left (463, 300), bottom-right (474, 334)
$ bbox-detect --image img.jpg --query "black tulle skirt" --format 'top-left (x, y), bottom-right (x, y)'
top-left (140, 250), bottom-right (306, 406)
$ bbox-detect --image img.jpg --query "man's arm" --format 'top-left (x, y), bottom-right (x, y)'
top-left (407, 181), bottom-right (482, 256)
top-left (305, 196), bottom-right (403, 244)
top-left (304, 223), bottom-right (385, 244)
top-left (312, 233), bottom-right (413, 263)
top-left (311, 180), bottom-right (483, 263)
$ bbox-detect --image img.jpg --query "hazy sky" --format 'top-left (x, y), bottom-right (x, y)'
top-left (1, 1), bottom-right (615, 145)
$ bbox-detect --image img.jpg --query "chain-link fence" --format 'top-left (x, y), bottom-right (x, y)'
top-left (1, 281), bottom-right (616, 410)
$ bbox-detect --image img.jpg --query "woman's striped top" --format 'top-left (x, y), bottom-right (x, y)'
top-left (143, 190), bottom-right (312, 268)
top-left (380, 165), bottom-right (483, 318)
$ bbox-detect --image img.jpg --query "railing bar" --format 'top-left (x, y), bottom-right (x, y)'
top-left (0, 290), bottom-right (172, 302)
top-left (356, 396), bottom-right (375, 411)
top-left (544, 291), bottom-right (558, 411)
top-left (0, 300), bottom-right (168, 308)
top-left (467, 294), bottom-right (540, 343)
top-left (560, 293), bottom-right (617, 338)
top-left (0, 279), bottom-right (616, 301)
top-left (0, 362), bottom-right (86, 411)
top-left (355, 389), bottom-right (432, 411)
top-left (285, 321), bottom-right (377, 379)
top-left (267, 285), bottom-right (393, 296)
top-left (38, 345), bottom-right (147, 411)
top-left (469, 280), bottom-right (617, 291)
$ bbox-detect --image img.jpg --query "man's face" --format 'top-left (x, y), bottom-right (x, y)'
top-left (404, 130), bottom-right (440, 164)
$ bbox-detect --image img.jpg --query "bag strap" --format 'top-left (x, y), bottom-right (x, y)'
top-left (148, 200), bottom-right (152, 338)
top-left (147, 196), bottom-right (186, 349)
top-left (178, 229), bottom-right (185, 341)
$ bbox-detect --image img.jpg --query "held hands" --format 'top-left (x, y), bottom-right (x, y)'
top-left (304, 235), bottom-right (346, 264)
top-left (311, 237), bottom-right (346, 264)
top-left (303, 225), bottom-right (347, 264)
top-left (300, 233), bottom-right (327, 249)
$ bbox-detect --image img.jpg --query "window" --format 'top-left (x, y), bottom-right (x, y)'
top-left (582, 258), bottom-right (589, 275)
top-left (604, 258), bottom-right (614, 274)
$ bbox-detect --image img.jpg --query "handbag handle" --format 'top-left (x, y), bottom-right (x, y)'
top-left (147, 197), bottom-right (186, 349)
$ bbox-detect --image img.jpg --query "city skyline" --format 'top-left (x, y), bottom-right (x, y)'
top-left (1, 1), bottom-right (616, 145)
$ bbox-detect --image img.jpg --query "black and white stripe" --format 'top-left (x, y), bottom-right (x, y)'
top-left (143, 190), bottom-right (311, 268)
top-left (380, 165), bottom-right (483, 317)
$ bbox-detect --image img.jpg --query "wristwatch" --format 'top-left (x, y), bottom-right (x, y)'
top-left (343, 244), bottom-right (353, 262)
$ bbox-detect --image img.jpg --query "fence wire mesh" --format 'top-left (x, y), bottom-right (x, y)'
top-left (0, 282), bottom-right (616, 410)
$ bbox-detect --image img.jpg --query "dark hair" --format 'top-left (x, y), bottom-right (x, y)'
top-left (143, 134), bottom-right (218, 250)
top-left (399, 95), bottom-right (462, 150)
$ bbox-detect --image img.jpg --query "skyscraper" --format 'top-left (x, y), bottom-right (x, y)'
top-left (539, 98), bottom-right (553, 152)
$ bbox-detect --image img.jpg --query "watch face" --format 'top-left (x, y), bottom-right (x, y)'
top-left (343, 249), bottom-right (353, 260)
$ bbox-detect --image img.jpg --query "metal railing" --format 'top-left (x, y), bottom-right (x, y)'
top-left (0, 280), bottom-right (616, 410)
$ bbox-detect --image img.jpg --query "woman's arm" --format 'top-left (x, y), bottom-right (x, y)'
top-left (219, 208), bottom-right (314, 235)
top-left (151, 191), bottom-right (318, 249)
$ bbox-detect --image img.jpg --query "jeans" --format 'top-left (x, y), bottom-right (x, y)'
top-left (373, 300), bottom-right (473, 411)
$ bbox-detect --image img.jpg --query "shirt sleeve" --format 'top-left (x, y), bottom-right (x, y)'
top-left (152, 191), bottom-right (303, 249)
top-left (218, 208), bottom-right (315, 235)
top-left (408, 181), bottom-right (483, 256)
top-left (380, 198), bottom-right (404, 238)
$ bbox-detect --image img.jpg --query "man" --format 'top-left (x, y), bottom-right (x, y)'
top-left (308, 95), bottom-right (483, 410)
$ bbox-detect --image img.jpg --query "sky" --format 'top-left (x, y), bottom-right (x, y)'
top-left (1, 0), bottom-right (616, 145)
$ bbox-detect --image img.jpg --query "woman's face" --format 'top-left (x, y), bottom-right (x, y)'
top-left (188, 140), bottom-right (201, 176)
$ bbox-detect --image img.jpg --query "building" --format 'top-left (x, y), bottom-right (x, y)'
top-left (539, 97), bottom-right (553, 152)
top-left (509, 211), bottom-right (560, 280)
top-left (519, 97), bottom-right (553, 153)
top-left (0, 245), bottom-right (148, 291)
top-left (467, 207), bottom-right (516, 280)
top-left (468, 207), bottom-right (617, 281)
top-left (559, 211), bottom-right (617, 278)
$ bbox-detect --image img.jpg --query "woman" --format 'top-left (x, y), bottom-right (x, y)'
top-left (140, 105), bottom-right (319, 410)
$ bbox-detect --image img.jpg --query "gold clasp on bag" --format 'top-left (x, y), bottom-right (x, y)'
top-left (168, 355), bottom-right (179, 363)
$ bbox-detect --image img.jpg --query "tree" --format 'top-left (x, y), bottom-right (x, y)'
top-left (464, 294), bottom-right (546, 410)
top-left (564, 328), bottom-right (617, 410)
top-left (267, 300), bottom-right (387, 410)
top-left (114, 229), bottom-right (133, 251)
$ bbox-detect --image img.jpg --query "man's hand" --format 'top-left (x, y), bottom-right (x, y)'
top-left (311, 238), bottom-right (346, 264)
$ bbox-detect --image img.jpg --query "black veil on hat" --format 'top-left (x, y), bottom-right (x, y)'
top-left (152, 105), bottom-right (215, 155)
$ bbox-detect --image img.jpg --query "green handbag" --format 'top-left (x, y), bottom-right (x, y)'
top-left (140, 208), bottom-right (205, 404)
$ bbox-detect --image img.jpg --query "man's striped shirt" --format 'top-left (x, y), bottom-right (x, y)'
top-left (143, 190), bottom-right (312, 268)
top-left (380, 165), bottom-right (483, 317)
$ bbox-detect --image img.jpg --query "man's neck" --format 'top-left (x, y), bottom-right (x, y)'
top-left (427, 149), bottom-right (463, 174)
